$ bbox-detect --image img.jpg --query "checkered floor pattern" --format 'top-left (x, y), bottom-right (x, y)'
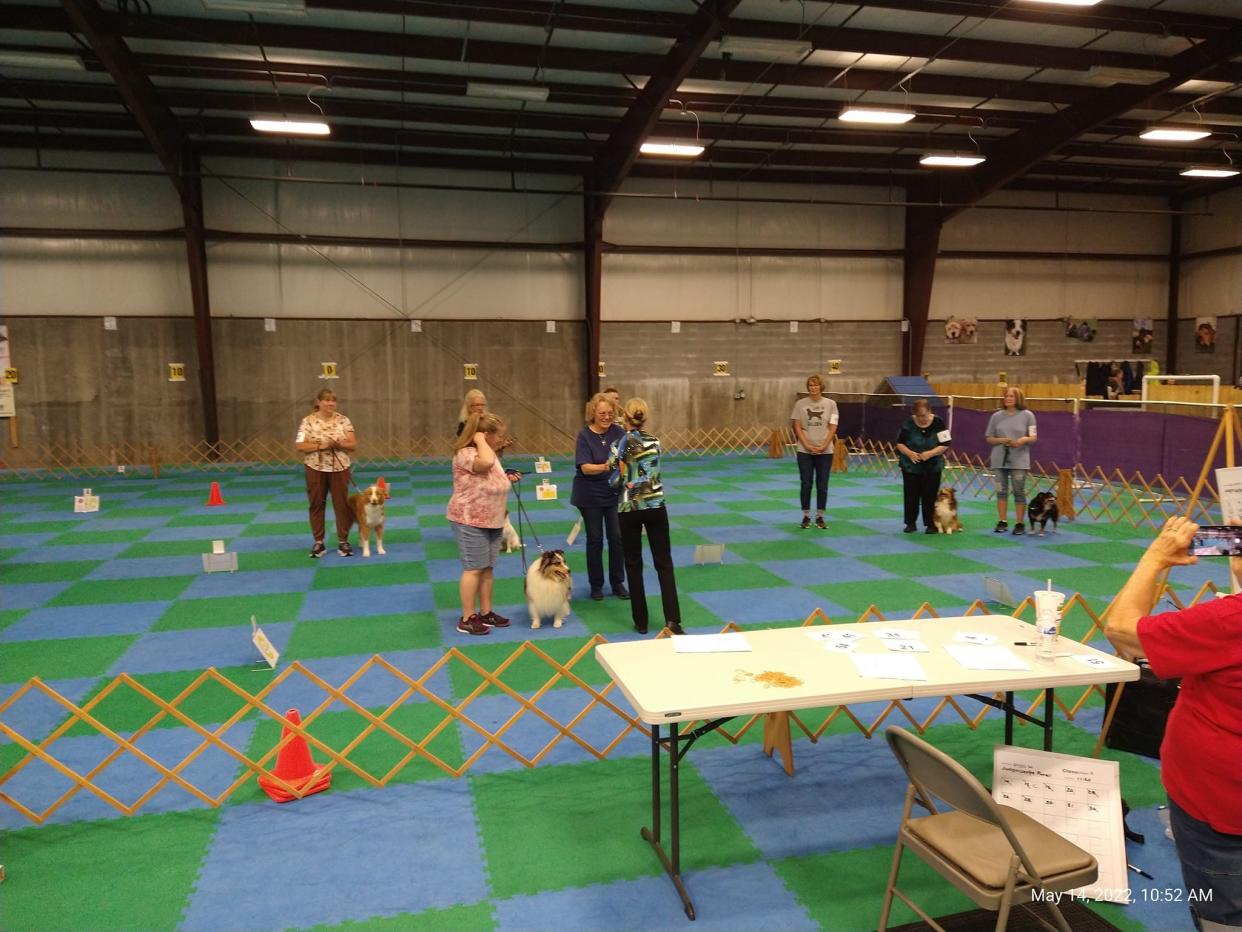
top-left (0, 458), bottom-right (1216, 931)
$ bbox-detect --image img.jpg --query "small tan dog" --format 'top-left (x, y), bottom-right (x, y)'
top-left (933, 487), bottom-right (963, 534)
top-left (526, 549), bottom-right (572, 629)
top-left (347, 484), bottom-right (390, 557)
top-left (500, 513), bottom-right (523, 554)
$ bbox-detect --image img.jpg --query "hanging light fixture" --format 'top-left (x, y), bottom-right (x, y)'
top-left (641, 100), bottom-right (704, 159)
top-left (249, 117), bottom-right (330, 135)
top-left (920, 153), bottom-right (985, 167)
top-left (1181, 166), bottom-right (1240, 178)
top-left (839, 107), bottom-right (916, 124)
top-left (1141, 125), bottom-right (1211, 142)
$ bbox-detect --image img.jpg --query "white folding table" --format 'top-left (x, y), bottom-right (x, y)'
top-left (595, 615), bottom-right (1140, 921)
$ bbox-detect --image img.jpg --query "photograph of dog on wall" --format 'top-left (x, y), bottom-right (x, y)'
top-left (1004, 318), bottom-right (1027, 356)
top-left (1196, 316), bottom-right (1217, 354)
top-left (1063, 316), bottom-right (1097, 342)
top-left (1132, 318), bottom-right (1154, 355)
top-left (944, 316), bottom-right (978, 345)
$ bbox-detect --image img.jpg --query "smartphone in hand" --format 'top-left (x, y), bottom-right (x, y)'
top-left (1188, 526), bottom-right (1242, 557)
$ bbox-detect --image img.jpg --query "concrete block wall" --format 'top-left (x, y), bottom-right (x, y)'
top-left (598, 320), bottom-right (901, 430)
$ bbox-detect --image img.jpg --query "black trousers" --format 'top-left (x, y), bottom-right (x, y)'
top-left (619, 506), bottom-right (681, 631)
top-left (796, 451), bottom-right (833, 511)
top-left (902, 469), bottom-right (941, 529)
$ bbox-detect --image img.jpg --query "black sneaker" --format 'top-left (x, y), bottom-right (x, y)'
top-left (309, 541), bottom-right (327, 558)
top-left (903, 524), bottom-right (916, 534)
top-left (994, 521), bottom-right (1008, 533)
top-left (800, 516), bottom-right (811, 529)
top-left (590, 589), bottom-right (605, 601)
top-left (338, 541), bottom-right (354, 557)
top-left (925, 527), bottom-right (938, 534)
top-left (1012, 524), bottom-right (1026, 536)
top-left (667, 623), bottom-right (686, 635)
top-left (815, 516), bottom-right (827, 530)
top-left (613, 585), bottom-right (630, 600)
top-left (481, 611), bottom-right (510, 628)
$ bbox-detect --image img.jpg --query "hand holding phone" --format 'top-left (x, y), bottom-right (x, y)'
top-left (1188, 526), bottom-right (1242, 557)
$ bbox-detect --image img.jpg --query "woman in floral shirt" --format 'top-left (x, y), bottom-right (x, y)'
top-left (447, 412), bottom-right (520, 636)
top-left (294, 389), bottom-right (356, 558)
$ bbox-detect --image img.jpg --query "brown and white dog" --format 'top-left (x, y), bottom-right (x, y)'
top-left (526, 549), bottom-right (572, 629)
top-left (347, 484), bottom-right (391, 558)
top-left (500, 513), bottom-right (523, 554)
top-left (933, 487), bottom-right (963, 534)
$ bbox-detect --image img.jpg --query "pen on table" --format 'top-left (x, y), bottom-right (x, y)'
top-left (1128, 863), bottom-right (1154, 880)
top-left (1013, 641), bottom-right (1034, 646)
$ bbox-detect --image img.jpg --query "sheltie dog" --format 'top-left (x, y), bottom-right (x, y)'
top-left (526, 549), bottom-right (572, 629)
top-left (347, 484), bottom-right (390, 557)
top-left (933, 487), bottom-right (963, 534)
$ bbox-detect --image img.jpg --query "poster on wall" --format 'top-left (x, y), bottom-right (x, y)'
top-left (1195, 316), bottom-right (1217, 354)
top-left (944, 316), bottom-right (977, 345)
top-left (1131, 318), bottom-right (1154, 355)
top-left (1003, 318), bottom-right (1027, 356)
top-left (0, 325), bottom-right (13, 418)
top-left (1063, 316), bottom-right (1097, 342)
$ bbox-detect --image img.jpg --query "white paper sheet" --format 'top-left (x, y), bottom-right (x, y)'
top-left (954, 632), bottom-right (998, 645)
top-left (943, 644), bottom-right (1031, 671)
top-left (993, 747), bottom-right (1129, 903)
top-left (1070, 654), bottom-right (1124, 670)
top-left (886, 640), bottom-right (929, 653)
top-left (1216, 466), bottom-right (1242, 523)
top-left (671, 633), bottom-right (751, 654)
top-left (806, 629), bottom-right (864, 643)
top-left (872, 629), bottom-right (919, 641)
top-left (850, 653), bottom-right (927, 681)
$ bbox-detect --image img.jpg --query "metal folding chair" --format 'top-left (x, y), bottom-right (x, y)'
top-left (879, 726), bottom-right (1098, 932)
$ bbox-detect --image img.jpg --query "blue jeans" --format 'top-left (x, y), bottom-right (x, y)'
top-left (796, 452), bottom-right (833, 512)
top-left (1170, 797), bottom-right (1242, 928)
top-left (578, 503), bottom-right (625, 592)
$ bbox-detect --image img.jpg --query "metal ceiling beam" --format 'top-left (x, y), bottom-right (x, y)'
top-left (934, 25), bottom-right (1242, 223)
top-left (305, 0), bottom-right (1237, 77)
top-left (59, 0), bottom-right (220, 449)
top-left (13, 3), bottom-right (1242, 99)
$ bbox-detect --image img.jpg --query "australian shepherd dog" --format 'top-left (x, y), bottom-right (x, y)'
top-left (347, 484), bottom-right (390, 558)
top-left (526, 549), bottom-right (572, 629)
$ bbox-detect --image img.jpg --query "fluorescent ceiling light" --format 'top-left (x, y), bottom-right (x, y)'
top-left (639, 141), bottom-right (705, 158)
top-left (0, 50), bottom-right (84, 70)
top-left (466, 82), bottom-right (549, 103)
top-left (1087, 66), bottom-right (1168, 86)
top-left (202, 0), bottom-right (306, 12)
top-left (1018, 0), bottom-right (1103, 6)
top-left (839, 107), bottom-right (916, 124)
top-left (250, 117), bottom-right (330, 136)
top-left (1181, 167), bottom-right (1240, 178)
top-left (1141, 125), bottom-right (1211, 141)
top-left (920, 153), bottom-right (985, 167)
top-left (718, 35), bottom-right (812, 58)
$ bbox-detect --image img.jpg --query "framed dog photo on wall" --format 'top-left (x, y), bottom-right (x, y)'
top-left (1196, 316), bottom-right (1217, 354)
top-left (1132, 318), bottom-right (1154, 355)
top-left (944, 316), bottom-right (978, 345)
top-left (1063, 316), bottom-right (1097, 342)
top-left (1003, 319), bottom-right (1027, 356)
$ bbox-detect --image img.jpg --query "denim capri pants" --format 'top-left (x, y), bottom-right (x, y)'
top-left (992, 468), bottom-right (1028, 505)
top-left (451, 521), bottom-right (502, 571)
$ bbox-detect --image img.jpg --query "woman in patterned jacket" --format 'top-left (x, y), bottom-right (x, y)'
top-left (610, 398), bottom-right (684, 635)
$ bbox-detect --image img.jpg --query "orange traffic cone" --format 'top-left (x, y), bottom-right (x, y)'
top-left (206, 481), bottom-right (225, 506)
top-left (257, 708), bottom-right (332, 803)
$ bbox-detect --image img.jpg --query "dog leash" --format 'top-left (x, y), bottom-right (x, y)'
top-left (509, 475), bottom-right (545, 577)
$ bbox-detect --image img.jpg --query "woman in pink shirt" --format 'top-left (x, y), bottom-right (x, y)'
top-left (447, 412), bottom-right (520, 636)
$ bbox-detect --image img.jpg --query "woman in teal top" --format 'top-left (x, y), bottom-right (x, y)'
top-left (610, 398), bottom-right (683, 635)
top-left (895, 398), bottom-right (951, 533)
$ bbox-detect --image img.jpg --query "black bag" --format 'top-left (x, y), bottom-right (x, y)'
top-left (1104, 665), bottom-right (1180, 759)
